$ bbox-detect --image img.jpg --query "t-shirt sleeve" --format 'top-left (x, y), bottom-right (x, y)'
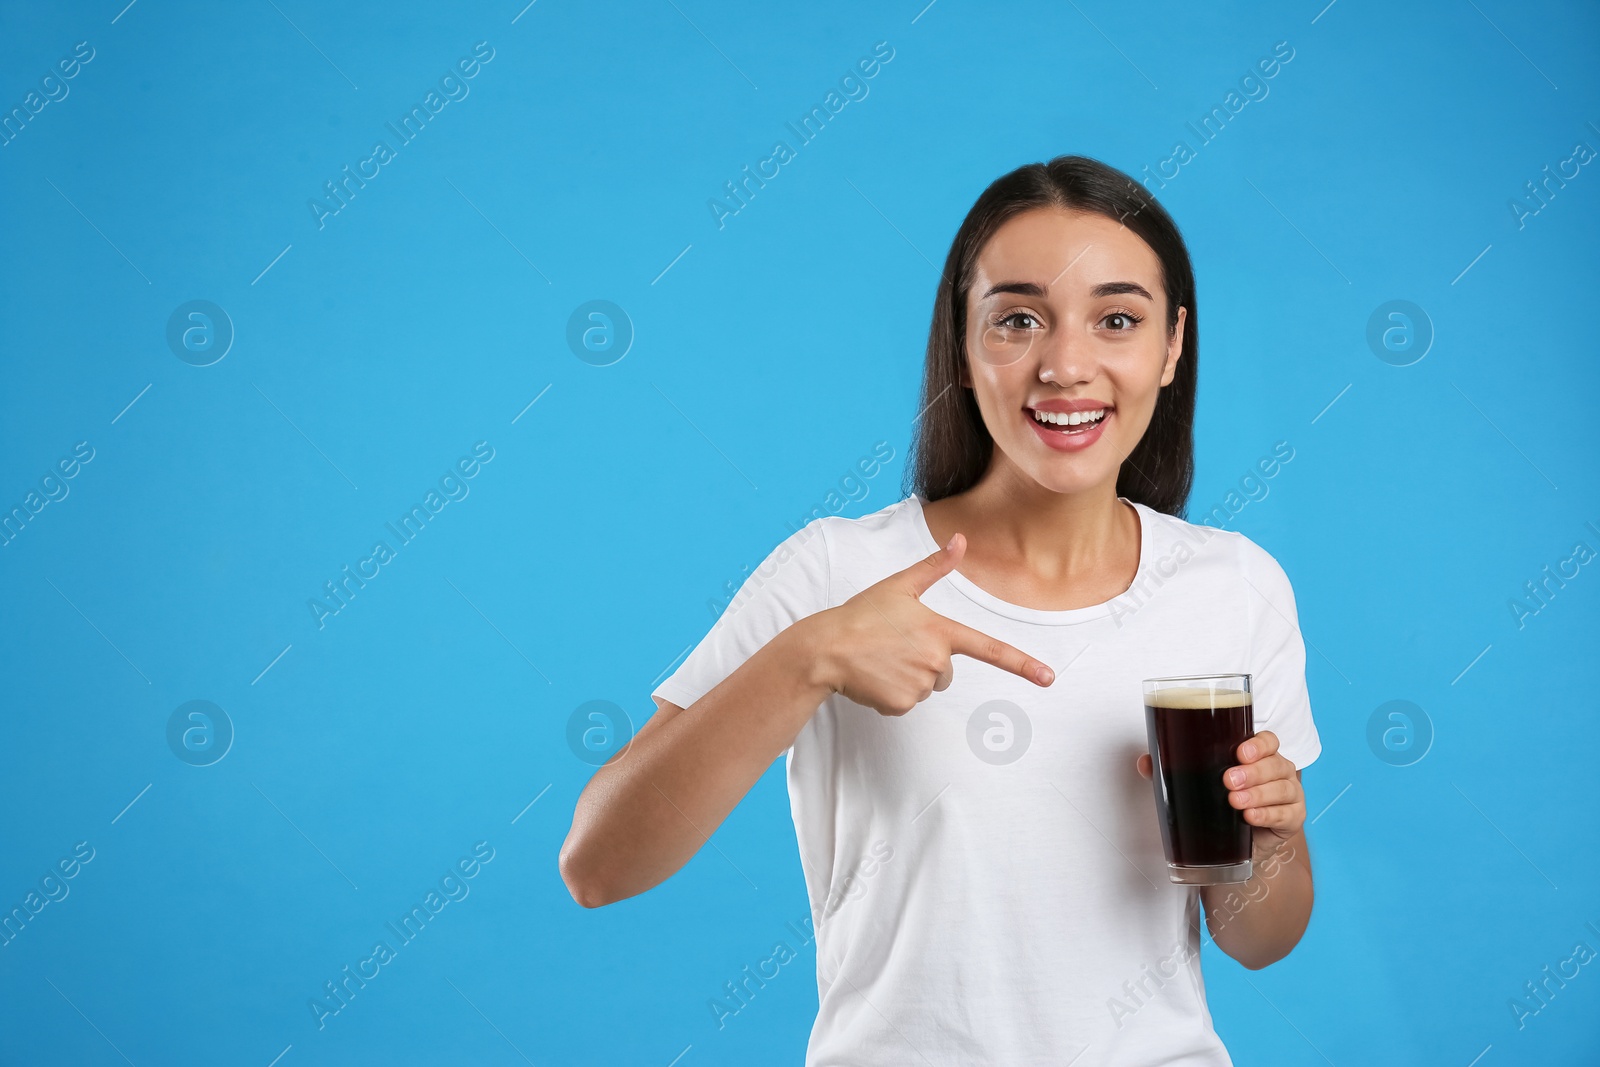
top-left (1238, 536), bottom-right (1322, 771)
top-left (650, 519), bottom-right (832, 715)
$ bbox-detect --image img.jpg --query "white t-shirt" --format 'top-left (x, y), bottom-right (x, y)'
top-left (652, 492), bottom-right (1322, 1066)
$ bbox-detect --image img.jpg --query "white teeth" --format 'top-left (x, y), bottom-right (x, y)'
top-left (1032, 408), bottom-right (1107, 427)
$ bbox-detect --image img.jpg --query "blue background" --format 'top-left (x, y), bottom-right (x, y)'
top-left (2, 0), bottom-right (1597, 1063)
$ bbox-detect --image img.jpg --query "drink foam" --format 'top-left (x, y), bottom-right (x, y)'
top-left (1146, 686), bottom-right (1251, 710)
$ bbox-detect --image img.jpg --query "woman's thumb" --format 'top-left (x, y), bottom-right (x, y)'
top-left (900, 532), bottom-right (965, 597)
top-left (932, 532), bottom-right (968, 579)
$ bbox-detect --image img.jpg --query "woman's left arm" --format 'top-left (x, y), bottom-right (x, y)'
top-left (1199, 730), bottom-right (1314, 970)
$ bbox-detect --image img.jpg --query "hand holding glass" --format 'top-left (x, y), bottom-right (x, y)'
top-left (1142, 674), bottom-right (1255, 885)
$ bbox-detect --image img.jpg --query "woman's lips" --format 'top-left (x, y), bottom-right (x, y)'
top-left (1025, 406), bottom-right (1112, 452)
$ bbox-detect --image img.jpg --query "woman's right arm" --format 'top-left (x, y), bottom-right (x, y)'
top-left (558, 616), bottom-right (832, 908)
top-left (558, 533), bottom-right (1054, 908)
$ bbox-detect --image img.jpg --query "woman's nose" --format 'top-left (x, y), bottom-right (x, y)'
top-left (1035, 329), bottom-right (1093, 385)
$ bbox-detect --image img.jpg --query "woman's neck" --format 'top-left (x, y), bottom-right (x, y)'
top-left (921, 462), bottom-right (1141, 609)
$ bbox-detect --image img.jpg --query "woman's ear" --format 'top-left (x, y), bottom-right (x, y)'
top-left (1159, 305), bottom-right (1187, 387)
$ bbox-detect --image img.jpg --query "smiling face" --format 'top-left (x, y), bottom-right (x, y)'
top-left (960, 205), bottom-right (1186, 497)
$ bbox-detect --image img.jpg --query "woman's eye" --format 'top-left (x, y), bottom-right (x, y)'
top-left (1102, 311), bottom-right (1143, 331)
top-left (997, 311), bottom-right (1041, 329)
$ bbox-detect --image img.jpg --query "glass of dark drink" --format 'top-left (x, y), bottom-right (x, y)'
top-left (1142, 674), bottom-right (1255, 885)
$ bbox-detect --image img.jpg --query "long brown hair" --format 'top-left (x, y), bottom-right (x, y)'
top-left (904, 154), bottom-right (1198, 517)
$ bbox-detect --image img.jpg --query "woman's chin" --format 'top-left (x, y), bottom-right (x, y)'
top-left (1018, 460), bottom-right (1120, 497)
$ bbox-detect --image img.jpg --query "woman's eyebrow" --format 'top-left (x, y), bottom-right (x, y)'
top-left (1090, 281), bottom-right (1154, 300)
top-left (981, 280), bottom-right (1047, 299)
top-left (980, 280), bottom-right (1153, 300)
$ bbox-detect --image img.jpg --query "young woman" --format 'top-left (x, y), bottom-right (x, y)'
top-left (560, 155), bottom-right (1321, 1065)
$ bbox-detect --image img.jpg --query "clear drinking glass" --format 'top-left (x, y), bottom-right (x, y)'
top-left (1142, 673), bottom-right (1255, 885)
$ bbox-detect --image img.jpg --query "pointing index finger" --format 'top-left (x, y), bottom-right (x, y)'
top-left (941, 615), bottom-right (1055, 686)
